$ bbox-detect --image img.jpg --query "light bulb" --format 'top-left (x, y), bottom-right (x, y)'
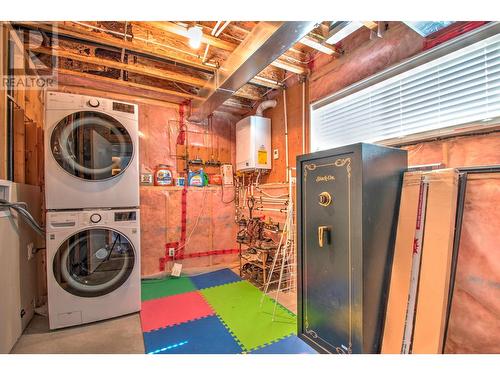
top-left (187, 26), bottom-right (203, 49)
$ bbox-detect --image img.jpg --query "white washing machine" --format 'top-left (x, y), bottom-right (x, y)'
top-left (45, 92), bottom-right (140, 210)
top-left (46, 208), bottom-right (141, 329)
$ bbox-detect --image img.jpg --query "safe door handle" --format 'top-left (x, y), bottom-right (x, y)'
top-left (318, 226), bottom-right (332, 248)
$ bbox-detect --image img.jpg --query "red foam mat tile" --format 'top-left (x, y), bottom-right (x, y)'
top-left (140, 291), bottom-right (214, 332)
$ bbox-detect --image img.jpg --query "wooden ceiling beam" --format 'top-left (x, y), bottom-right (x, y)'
top-left (299, 35), bottom-right (339, 55)
top-left (33, 45), bottom-right (207, 87)
top-left (363, 21), bottom-right (379, 30)
top-left (271, 59), bottom-right (306, 74)
top-left (55, 68), bottom-right (198, 100)
top-left (146, 21), bottom-right (237, 52)
top-left (147, 21), bottom-right (307, 74)
top-left (14, 22), bottom-right (216, 72)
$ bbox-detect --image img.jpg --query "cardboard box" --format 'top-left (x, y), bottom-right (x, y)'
top-left (412, 168), bottom-right (459, 354)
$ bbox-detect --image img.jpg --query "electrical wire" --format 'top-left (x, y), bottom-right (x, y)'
top-left (171, 186), bottom-right (209, 255)
top-left (0, 199), bottom-right (45, 237)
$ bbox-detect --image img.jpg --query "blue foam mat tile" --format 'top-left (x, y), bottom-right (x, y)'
top-left (250, 335), bottom-right (318, 354)
top-left (143, 315), bottom-right (243, 354)
top-left (189, 268), bottom-right (241, 290)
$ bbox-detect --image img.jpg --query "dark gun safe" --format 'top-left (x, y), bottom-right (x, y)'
top-left (297, 143), bottom-right (407, 354)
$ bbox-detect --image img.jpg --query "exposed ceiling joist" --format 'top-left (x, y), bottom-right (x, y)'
top-left (35, 45), bottom-right (267, 101)
top-left (270, 59), bottom-right (306, 74)
top-left (55, 68), bottom-right (198, 100)
top-left (190, 21), bottom-right (317, 121)
top-left (14, 21), bottom-right (216, 72)
top-left (299, 35), bottom-right (339, 55)
top-left (147, 21), bottom-right (237, 52)
top-left (33, 45), bottom-right (207, 87)
top-left (363, 21), bottom-right (378, 30)
top-left (147, 21), bottom-right (307, 74)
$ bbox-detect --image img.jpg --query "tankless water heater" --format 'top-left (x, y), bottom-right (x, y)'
top-left (235, 116), bottom-right (271, 172)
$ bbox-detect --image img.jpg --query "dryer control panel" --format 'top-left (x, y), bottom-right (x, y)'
top-left (47, 209), bottom-right (139, 231)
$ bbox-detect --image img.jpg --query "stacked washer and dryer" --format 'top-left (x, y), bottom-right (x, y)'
top-left (44, 92), bottom-right (141, 329)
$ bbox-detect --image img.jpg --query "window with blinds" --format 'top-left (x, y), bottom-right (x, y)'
top-left (310, 32), bottom-right (500, 151)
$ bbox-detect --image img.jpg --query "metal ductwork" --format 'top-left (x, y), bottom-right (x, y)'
top-left (255, 99), bottom-right (277, 116)
top-left (189, 21), bottom-right (318, 122)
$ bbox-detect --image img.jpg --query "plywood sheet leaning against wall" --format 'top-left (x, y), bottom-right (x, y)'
top-left (412, 169), bottom-right (459, 354)
top-left (381, 171), bottom-right (424, 353)
top-left (445, 173), bottom-right (500, 353)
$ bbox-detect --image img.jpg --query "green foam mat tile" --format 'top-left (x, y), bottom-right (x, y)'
top-left (200, 281), bottom-right (296, 351)
top-left (141, 276), bottom-right (197, 301)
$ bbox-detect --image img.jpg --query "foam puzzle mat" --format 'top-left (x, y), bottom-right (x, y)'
top-left (140, 268), bottom-right (316, 354)
top-left (141, 276), bottom-right (196, 301)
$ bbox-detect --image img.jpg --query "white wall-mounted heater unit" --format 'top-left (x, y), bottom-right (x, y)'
top-left (236, 116), bottom-right (271, 172)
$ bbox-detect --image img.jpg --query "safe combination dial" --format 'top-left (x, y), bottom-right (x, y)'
top-left (318, 192), bottom-right (332, 207)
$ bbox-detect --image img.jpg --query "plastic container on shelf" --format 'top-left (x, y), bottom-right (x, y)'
top-left (154, 164), bottom-right (174, 186)
top-left (209, 174), bottom-right (222, 185)
top-left (176, 176), bottom-right (185, 187)
top-left (188, 169), bottom-right (208, 187)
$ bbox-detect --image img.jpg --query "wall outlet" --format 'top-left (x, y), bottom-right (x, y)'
top-left (168, 247), bottom-right (175, 257)
top-left (27, 242), bottom-right (34, 261)
top-left (273, 149), bottom-right (279, 160)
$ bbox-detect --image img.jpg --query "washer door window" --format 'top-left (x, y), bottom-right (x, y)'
top-left (53, 228), bottom-right (135, 298)
top-left (50, 111), bottom-right (133, 180)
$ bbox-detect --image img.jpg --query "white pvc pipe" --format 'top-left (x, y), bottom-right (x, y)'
top-left (302, 79), bottom-right (306, 154)
top-left (215, 21), bottom-right (231, 37)
top-left (283, 90), bottom-right (289, 183)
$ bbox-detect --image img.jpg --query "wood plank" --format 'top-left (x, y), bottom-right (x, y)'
top-left (299, 35), bottom-right (339, 55)
top-left (381, 171), bottom-right (424, 353)
top-left (25, 121), bottom-right (38, 185)
top-left (146, 22), bottom-right (237, 52)
top-left (412, 169), bottom-right (459, 354)
top-left (145, 21), bottom-right (306, 75)
top-left (13, 108), bottom-right (25, 184)
top-left (15, 22), bottom-right (215, 72)
top-left (0, 24), bottom-right (8, 180)
top-left (271, 59), bottom-right (306, 74)
top-left (55, 68), bottom-right (198, 100)
top-left (36, 126), bottom-right (43, 187)
top-left (363, 21), bottom-right (378, 30)
top-left (34, 45), bottom-right (208, 88)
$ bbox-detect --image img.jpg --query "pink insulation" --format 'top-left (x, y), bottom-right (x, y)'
top-left (138, 103), bottom-right (239, 276)
top-left (445, 174), bottom-right (500, 353)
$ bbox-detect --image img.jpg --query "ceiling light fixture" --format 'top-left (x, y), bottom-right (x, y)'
top-left (325, 21), bottom-right (364, 45)
top-left (187, 26), bottom-right (203, 49)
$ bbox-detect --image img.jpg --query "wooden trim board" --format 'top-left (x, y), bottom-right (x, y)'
top-left (381, 171), bottom-right (424, 353)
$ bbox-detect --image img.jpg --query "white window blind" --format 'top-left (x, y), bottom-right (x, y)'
top-left (311, 32), bottom-right (500, 151)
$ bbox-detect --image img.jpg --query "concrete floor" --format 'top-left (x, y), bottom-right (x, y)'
top-left (11, 313), bottom-right (144, 354)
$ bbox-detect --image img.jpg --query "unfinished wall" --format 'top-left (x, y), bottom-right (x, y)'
top-left (51, 80), bottom-right (240, 277)
top-left (260, 81), bottom-right (308, 184)
top-left (309, 22), bottom-right (425, 103)
top-left (139, 103), bottom-right (239, 276)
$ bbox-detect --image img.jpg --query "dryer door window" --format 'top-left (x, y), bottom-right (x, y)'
top-left (53, 228), bottom-right (135, 298)
top-left (50, 111), bottom-right (133, 181)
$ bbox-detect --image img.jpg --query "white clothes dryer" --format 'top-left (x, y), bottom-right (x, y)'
top-left (45, 92), bottom-right (139, 210)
